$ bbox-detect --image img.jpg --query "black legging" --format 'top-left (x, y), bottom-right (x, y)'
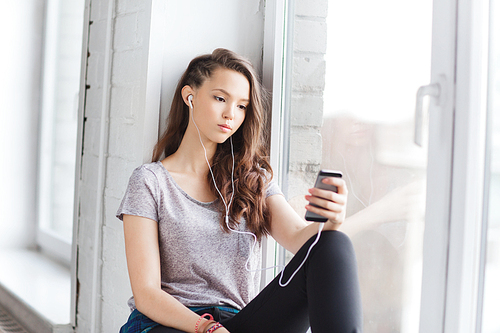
top-left (150, 230), bottom-right (362, 333)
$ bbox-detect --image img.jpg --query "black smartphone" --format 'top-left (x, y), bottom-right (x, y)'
top-left (305, 169), bottom-right (343, 222)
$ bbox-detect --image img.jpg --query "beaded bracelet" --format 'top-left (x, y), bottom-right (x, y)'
top-left (195, 314), bottom-right (214, 333)
top-left (199, 320), bottom-right (216, 333)
top-left (205, 322), bottom-right (223, 333)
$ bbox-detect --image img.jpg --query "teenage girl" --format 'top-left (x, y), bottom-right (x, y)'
top-left (117, 48), bottom-right (362, 333)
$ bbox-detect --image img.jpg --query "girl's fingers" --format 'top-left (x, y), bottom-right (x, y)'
top-left (305, 176), bottom-right (348, 224)
top-left (305, 195), bottom-right (343, 213)
top-left (307, 187), bottom-right (347, 205)
top-left (305, 203), bottom-right (342, 223)
top-left (321, 176), bottom-right (348, 195)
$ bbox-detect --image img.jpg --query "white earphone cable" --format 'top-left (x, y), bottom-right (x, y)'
top-left (190, 102), bottom-right (258, 272)
top-left (278, 223), bottom-right (324, 287)
top-left (189, 97), bottom-right (321, 284)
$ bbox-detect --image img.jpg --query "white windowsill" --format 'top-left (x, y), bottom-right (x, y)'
top-left (0, 249), bottom-right (73, 333)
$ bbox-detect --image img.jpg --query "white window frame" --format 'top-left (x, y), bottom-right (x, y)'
top-left (263, 0), bottom-right (492, 331)
top-left (70, 0), bottom-right (91, 326)
top-left (448, 0), bottom-right (490, 326)
top-left (419, 0), bottom-right (490, 332)
top-left (37, 0), bottom-right (86, 266)
top-left (261, 0), bottom-right (289, 286)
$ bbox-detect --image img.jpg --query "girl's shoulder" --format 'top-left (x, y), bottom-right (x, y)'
top-left (127, 161), bottom-right (169, 189)
top-left (131, 161), bottom-right (166, 177)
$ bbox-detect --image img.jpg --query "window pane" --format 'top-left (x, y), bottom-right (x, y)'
top-left (482, 0), bottom-right (500, 331)
top-left (283, 0), bottom-right (432, 331)
top-left (38, 0), bottom-right (85, 242)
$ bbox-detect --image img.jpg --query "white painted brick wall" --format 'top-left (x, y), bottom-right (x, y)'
top-left (87, 20), bottom-right (108, 55)
top-left (295, 0), bottom-right (328, 18)
top-left (89, 0), bottom-right (110, 21)
top-left (114, 12), bottom-right (146, 50)
top-left (84, 88), bottom-right (104, 118)
top-left (77, 0), bottom-right (151, 331)
top-left (289, 128), bottom-right (323, 164)
top-left (98, 0), bottom-right (151, 329)
top-left (286, 0), bottom-right (329, 200)
top-left (77, 0), bottom-right (266, 331)
top-left (109, 85), bottom-right (138, 119)
top-left (292, 56), bottom-right (326, 92)
top-left (112, 50), bottom-right (145, 84)
top-left (116, 0), bottom-right (146, 16)
top-left (81, 117), bottom-right (102, 157)
top-left (291, 95), bottom-right (324, 127)
top-left (294, 19), bottom-right (327, 54)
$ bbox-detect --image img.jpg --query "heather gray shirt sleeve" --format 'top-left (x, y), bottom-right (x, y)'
top-left (116, 162), bottom-right (283, 311)
top-left (117, 166), bottom-right (159, 222)
top-left (266, 175), bottom-right (281, 198)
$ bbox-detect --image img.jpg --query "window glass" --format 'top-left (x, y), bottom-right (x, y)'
top-left (482, 0), bottom-right (500, 331)
top-left (38, 0), bottom-right (85, 243)
top-left (283, 0), bottom-right (432, 331)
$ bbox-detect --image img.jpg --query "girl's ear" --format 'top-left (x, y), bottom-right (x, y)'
top-left (181, 85), bottom-right (195, 107)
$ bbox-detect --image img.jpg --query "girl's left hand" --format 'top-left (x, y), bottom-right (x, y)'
top-left (305, 176), bottom-right (348, 229)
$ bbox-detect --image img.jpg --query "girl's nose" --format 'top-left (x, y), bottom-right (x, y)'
top-left (223, 105), bottom-right (235, 120)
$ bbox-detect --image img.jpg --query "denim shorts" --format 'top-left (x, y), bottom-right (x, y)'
top-left (119, 306), bottom-right (240, 333)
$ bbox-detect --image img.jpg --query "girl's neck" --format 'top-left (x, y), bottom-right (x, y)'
top-left (164, 129), bottom-right (217, 176)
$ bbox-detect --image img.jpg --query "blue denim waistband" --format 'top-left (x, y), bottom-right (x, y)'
top-left (189, 306), bottom-right (240, 314)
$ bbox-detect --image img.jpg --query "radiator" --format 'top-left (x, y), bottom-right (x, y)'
top-left (0, 307), bottom-right (28, 333)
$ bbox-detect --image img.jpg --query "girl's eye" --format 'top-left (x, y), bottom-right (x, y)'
top-left (215, 96), bottom-right (225, 102)
top-left (238, 105), bottom-right (247, 111)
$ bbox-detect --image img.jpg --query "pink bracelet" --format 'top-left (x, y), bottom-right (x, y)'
top-left (205, 322), bottom-right (223, 333)
top-left (200, 320), bottom-right (216, 333)
top-left (195, 314), bottom-right (214, 333)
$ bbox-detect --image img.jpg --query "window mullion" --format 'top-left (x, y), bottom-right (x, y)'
top-left (262, 0), bottom-right (288, 286)
top-left (443, 0), bottom-right (490, 331)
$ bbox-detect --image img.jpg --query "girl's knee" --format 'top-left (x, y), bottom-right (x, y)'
top-left (314, 230), bottom-right (357, 264)
top-left (320, 230), bottom-right (354, 248)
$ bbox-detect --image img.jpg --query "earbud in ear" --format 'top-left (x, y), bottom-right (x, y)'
top-left (188, 95), bottom-right (193, 109)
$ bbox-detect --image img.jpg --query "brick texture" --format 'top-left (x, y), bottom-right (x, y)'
top-left (286, 0), bottom-right (329, 200)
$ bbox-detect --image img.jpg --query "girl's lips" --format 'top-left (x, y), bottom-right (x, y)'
top-left (218, 124), bottom-right (232, 132)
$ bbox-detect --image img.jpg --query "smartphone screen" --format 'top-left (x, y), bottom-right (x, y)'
top-left (304, 170), bottom-right (343, 222)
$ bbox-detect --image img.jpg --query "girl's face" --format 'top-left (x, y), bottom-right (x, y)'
top-left (185, 68), bottom-right (250, 144)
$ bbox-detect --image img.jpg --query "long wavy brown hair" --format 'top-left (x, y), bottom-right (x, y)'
top-left (152, 48), bottom-right (272, 240)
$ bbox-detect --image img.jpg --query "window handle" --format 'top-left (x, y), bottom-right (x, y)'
top-left (415, 81), bottom-right (442, 147)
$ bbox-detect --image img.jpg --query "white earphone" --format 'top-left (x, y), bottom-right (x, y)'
top-left (188, 94), bottom-right (193, 109)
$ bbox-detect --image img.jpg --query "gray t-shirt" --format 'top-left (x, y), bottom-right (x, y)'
top-left (116, 161), bottom-right (282, 311)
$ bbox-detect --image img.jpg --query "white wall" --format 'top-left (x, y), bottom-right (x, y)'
top-left (76, 0), bottom-right (266, 331)
top-left (160, 0), bottom-right (265, 129)
top-left (0, 0), bottom-right (44, 249)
